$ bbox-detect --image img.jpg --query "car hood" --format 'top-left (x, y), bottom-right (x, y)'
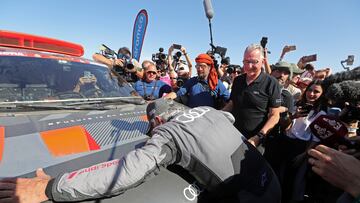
top-left (0, 104), bottom-right (149, 177)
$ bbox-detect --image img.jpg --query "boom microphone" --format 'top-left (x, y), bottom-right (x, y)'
top-left (203, 0), bottom-right (214, 19)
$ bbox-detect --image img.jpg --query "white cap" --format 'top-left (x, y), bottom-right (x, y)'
top-left (177, 63), bottom-right (189, 74)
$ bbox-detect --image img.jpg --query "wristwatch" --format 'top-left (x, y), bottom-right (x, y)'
top-left (256, 131), bottom-right (266, 145)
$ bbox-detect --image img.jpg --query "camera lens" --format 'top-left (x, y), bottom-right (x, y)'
top-left (176, 51), bottom-right (182, 58)
top-left (127, 63), bottom-right (134, 69)
top-left (160, 54), bottom-right (166, 60)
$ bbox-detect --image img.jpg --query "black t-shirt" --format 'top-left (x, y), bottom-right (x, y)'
top-left (230, 72), bottom-right (281, 138)
top-left (267, 88), bottom-right (294, 139)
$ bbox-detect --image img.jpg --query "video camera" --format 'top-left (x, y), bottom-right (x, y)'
top-left (226, 64), bottom-right (241, 74)
top-left (208, 45), bottom-right (228, 70)
top-left (99, 44), bottom-right (134, 71)
top-left (152, 47), bottom-right (167, 70)
top-left (260, 37), bottom-right (271, 54)
top-left (99, 44), bottom-right (117, 59)
top-left (173, 51), bottom-right (182, 64)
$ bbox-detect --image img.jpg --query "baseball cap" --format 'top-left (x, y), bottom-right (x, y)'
top-left (146, 98), bottom-right (187, 134)
top-left (272, 61), bottom-right (292, 78)
top-left (290, 63), bottom-right (305, 75)
top-left (177, 63), bottom-right (190, 75)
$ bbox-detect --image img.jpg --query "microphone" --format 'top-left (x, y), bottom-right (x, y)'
top-left (203, 0), bottom-right (214, 19)
top-left (310, 115), bottom-right (349, 148)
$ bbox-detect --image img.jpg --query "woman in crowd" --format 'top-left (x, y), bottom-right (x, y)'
top-left (272, 79), bottom-right (328, 202)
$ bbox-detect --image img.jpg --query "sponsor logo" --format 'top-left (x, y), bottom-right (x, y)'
top-left (67, 159), bottom-right (120, 179)
top-left (175, 107), bottom-right (210, 123)
top-left (183, 183), bottom-right (201, 201)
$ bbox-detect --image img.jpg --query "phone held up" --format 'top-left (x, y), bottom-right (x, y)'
top-left (173, 44), bottom-right (182, 50)
top-left (302, 54), bottom-right (317, 63)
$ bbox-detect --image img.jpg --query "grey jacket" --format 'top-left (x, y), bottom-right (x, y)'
top-left (47, 107), bottom-right (272, 202)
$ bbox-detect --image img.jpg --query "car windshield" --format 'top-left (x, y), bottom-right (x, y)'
top-left (0, 55), bottom-right (138, 102)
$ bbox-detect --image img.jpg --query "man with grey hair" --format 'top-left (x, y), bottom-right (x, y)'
top-left (223, 44), bottom-right (282, 147)
top-left (0, 98), bottom-right (281, 203)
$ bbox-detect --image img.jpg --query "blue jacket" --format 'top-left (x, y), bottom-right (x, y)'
top-left (134, 80), bottom-right (171, 99)
top-left (176, 77), bottom-right (230, 108)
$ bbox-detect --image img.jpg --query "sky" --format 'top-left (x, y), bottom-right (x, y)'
top-left (1, 0), bottom-right (360, 74)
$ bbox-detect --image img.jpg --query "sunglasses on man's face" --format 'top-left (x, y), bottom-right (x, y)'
top-left (146, 71), bottom-right (157, 75)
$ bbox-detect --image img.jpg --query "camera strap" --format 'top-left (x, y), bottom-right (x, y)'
top-left (198, 78), bottom-right (219, 100)
top-left (143, 80), bottom-right (158, 98)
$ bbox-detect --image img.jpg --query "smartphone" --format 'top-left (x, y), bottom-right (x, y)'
top-left (173, 44), bottom-right (182, 50)
top-left (288, 45), bottom-right (296, 51)
top-left (84, 71), bottom-right (91, 78)
top-left (300, 103), bottom-right (313, 114)
top-left (347, 55), bottom-right (354, 65)
top-left (302, 54), bottom-right (317, 63)
top-left (260, 37), bottom-right (268, 48)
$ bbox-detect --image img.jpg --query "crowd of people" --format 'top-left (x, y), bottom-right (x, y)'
top-left (0, 42), bottom-right (359, 203)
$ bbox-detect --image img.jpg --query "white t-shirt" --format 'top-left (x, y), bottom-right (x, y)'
top-left (287, 110), bottom-right (326, 142)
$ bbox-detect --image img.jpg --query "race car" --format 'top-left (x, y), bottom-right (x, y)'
top-left (0, 30), bottom-right (199, 202)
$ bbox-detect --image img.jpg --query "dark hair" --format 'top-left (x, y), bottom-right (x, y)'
top-left (296, 79), bottom-right (327, 113)
top-left (118, 47), bottom-right (131, 56)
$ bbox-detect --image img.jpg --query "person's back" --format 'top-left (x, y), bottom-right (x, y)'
top-left (152, 106), bottom-right (281, 202)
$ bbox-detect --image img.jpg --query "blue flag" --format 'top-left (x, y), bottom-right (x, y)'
top-left (132, 9), bottom-right (148, 61)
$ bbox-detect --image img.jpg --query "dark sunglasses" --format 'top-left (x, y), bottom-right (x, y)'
top-left (146, 71), bottom-right (157, 75)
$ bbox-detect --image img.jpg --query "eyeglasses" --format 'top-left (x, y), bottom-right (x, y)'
top-left (195, 64), bottom-right (208, 69)
top-left (242, 60), bottom-right (260, 65)
top-left (146, 71), bottom-right (157, 75)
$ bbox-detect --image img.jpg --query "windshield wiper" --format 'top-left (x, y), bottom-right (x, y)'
top-left (63, 96), bottom-right (146, 106)
top-left (1, 103), bottom-right (111, 110)
top-left (0, 96), bottom-right (146, 110)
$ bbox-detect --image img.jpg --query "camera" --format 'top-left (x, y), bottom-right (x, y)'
top-left (144, 95), bottom-right (156, 101)
top-left (117, 53), bottom-right (134, 70)
top-left (260, 37), bottom-right (268, 49)
top-left (99, 44), bottom-right (117, 59)
top-left (226, 64), bottom-right (241, 74)
top-left (221, 57), bottom-right (230, 66)
top-left (152, 48), bottom-right (167, 70)
top-left (173, 51), bottom-right (182, 63)
top-left (99, 44), bottom-right (134, 70)
top-left (176, 77), bottom-right (188, 87)
top-left (207, 45), bottom-right (228, 70)
top-left (299, 103), bottom-right (314, 114)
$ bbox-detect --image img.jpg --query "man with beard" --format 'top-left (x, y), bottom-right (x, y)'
top-left (223, 44), bottom-right (281, 147)
top-left (166, 53), bottom-right (230, 109)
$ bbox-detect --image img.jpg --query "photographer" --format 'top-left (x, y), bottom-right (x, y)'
top-left (92, 46), bottom-right (142, 84)
top-left (151, 47), bottom-right (173, 87)
top-left (216, 56), bottom-right (230, 78)
top-left (167, 44), bottom-right (193, 89)
top-left (133, 64), bottom-right (172, 101)
top-left (174, 62), bottom-right (190, 91)
top-left (221, 64), bottom-right (241, 92)
top-left (73, 73), bottom-right (102, 98)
